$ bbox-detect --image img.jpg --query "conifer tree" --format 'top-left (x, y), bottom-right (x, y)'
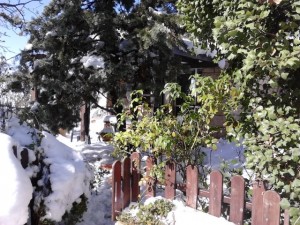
top-left (13, 0), bottom-right (185, 135)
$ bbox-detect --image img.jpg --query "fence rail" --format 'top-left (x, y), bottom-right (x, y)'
top-left (112, 153), bottom-right (289, 225)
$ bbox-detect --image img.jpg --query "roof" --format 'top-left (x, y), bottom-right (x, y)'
top-left (173, 48), bottom-right (216, 68)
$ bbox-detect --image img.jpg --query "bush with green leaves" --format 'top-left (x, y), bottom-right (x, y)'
top-left (177, 0), bottom-right (300, 222)
top-left (117, 198), bottom-right (174, 225)
top-left (113, 78), bottom-right (231, 182)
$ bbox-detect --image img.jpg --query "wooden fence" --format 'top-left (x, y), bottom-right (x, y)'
top-left (112, 152), bottom-right (290, 225)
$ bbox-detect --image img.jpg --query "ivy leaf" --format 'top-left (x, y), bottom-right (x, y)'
top-left (292, 179), bottom-right (300, 188)
top-left (280, 198), bottom-right (290, 209)
top-left (280, 72), bottom-right (288, 80)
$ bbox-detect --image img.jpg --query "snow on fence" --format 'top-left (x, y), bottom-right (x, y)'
top-left (112, 152), bottom-right (290, 225)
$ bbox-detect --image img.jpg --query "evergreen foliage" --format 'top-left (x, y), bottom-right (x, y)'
top-left (177, 0), bottom-right (300, 223)
top-left (11, 0), bottom-right (185, 133)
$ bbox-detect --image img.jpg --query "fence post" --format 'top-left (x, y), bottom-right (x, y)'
top-left (122, 157), bottom-right (131, 209)
top-left (131, 152), bottom-right (140, 202)
top-left (186, 165), bottom-right (198, 209)
top-left (146, 156), bottom-right (156, 198)
top-left (229, 175), bottom-right (245, 225)
top-left (21, 148), bottom-right (29, 169)
top-left (12, 145), bottom-right (17, 158)
top-left (165, 160), bottom-right (176, 200)
top-left (284, 209), bottom-right (290, 225)
top-left (209, 170), bottom-right (223, 217)
top-left (112, 161), bottom-right (122, 221)
top-left (263, 190), bottom-right (281, 225)
top-left (252, 180), bottom-right (266, 225)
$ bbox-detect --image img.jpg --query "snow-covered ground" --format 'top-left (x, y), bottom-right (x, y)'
top-left (0, 114), bottom-right (244, 225)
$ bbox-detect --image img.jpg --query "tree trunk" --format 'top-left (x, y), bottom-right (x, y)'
top-left (80, 102), bottom-right (90, 143)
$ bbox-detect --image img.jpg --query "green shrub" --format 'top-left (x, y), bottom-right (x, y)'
top-left (117, 198), bottom-right (174, 225)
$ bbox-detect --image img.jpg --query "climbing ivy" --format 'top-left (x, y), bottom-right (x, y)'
top-left (177, 0), bottom-right (300, 223)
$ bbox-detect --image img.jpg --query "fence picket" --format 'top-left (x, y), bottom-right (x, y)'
top-left (122, 157), bottom-right (131, 209)
top-left (186, 165), bottom-right (198, 208)
top-left (130, 152), bottom-right (140, 202)
top-left (12, 145), bottom-right (17, 158)
top-left (263, 190), bottom-right (281, 225)
top-left (209, 170), bottom-right (223, 217)
top-left (252, 180), bottom-right (266, 225)
top-left (165, 161), bottom-right (176, 200)
top-left (229, 175), bottom-right (245, 225)
top-left (21, 148), bottom-right (29, 168)
top-left (146, 156), bottom-right (156, 198)
top-left (284, 209), bottom-right (290, 225)
top-left (112, 161), bottom-right (122, 221)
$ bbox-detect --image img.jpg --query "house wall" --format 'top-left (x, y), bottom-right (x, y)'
top-left (202, 67), bottom-right (221, 79)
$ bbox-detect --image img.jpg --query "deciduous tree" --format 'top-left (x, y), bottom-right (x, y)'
top-left (177, 0), bottom-right (300, 222)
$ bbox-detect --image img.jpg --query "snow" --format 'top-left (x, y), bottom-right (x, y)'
top-left (40, 132), bottom-right (92, 221)
top-left (24, 43), bottom-right (33, 51)
top-left (182, 38), bottom-right (217, 58)
top-left (0, 133), bottom-right (33, 225)
top-left (218, 58), bottom-right (228, 69)
top-left (81, 54), bottom-right (104, 69)
top-left (168, 199), bottom-right (234, 225)
top-left (45, 31), bottom-right (57, 37)
top-left (117, 196), bottom-right (234, 225)
top-left (0, 113), bottom-right (245, 225)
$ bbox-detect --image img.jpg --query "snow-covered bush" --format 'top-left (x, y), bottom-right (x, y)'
top-left (0, 133), bottom-right (33, 225)
top-left (0, 116), bottom-right (92, 225)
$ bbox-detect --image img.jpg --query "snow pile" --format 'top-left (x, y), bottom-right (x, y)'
top-left (2, 116), bottom-right (92, 223)
top-left (118, 196), bottom-right (235, 225)
top-left (40, 132), bottom-right (92, 221)
top-left (167, 198), bottom-right (234, 225)
top-left (0, 133), bottom-right (33, 225)
top-left (6, 117), bottom-right (37, 146)
top-left (77, 166), bottom-right (113, 225)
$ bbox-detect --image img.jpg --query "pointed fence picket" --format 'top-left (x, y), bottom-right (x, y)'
top-left (111, 153), bottom-right (288, 225)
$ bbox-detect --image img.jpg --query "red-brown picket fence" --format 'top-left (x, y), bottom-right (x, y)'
top-left (112, 152), bottom-right (290, 225)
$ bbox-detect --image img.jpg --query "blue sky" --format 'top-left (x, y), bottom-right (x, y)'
top-left (2, 0), bottom-right (50, 60)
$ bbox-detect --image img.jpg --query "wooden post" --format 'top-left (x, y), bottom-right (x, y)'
top-left (263, 191), bottom-right (281, 225)
top-left (20, 148), bottom-right (29, 169)
top-left (252, 180), bottom-right (266, 225)
top-left (186, 165), bottom-right (198, 209)
top-left (209, 170), bottom-right (223, 217)
top-left (122, 157), bottom-right (131, 209)
top-left (80, 103), bottom-right (86, 142)
top-left (131, 152), bottom-right (140, 202)
top-left (112, 161), bottom-right (122, 221)
top-left (80, 102), bottom-right (90, 143)
top-left (146, 156), bottom-right (156, 198)
top-left (165, 161), bottom-right (176, 200)
top-left (12, 145), bottom-right (17, 158)
top-left (30, 86), bottom-right (38, 102)
top-left (284, 209), bottom-right (290, 225)
top-left (229, 175), bottom-right (245, 225)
